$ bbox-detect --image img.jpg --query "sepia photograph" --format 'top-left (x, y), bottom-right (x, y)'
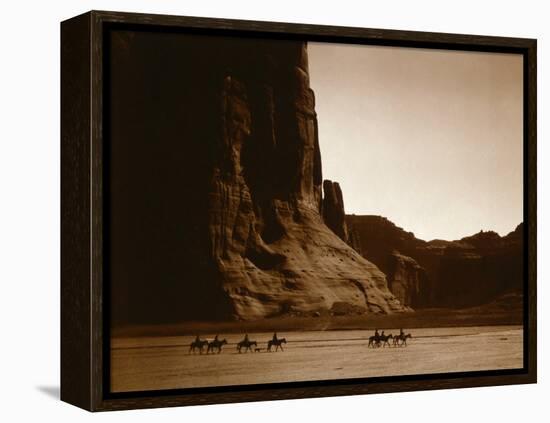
top-left (104, 26), bottom-right (525, 394)
top-left (2, 0), bottom-right (546, 419)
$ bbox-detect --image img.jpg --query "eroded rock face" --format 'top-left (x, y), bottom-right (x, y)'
top-left (386, 252), bottom-right (428, 307)
top-left (322, 180), bottom-right (349, 242)
top-left (346, 215), bottom-right (523, 308)
top-left (108, 34), bottom-right (406, 325)
top-left (205, 42), bottom-right (405, 319)
top-left (431, 225), bottom-right (524, 307)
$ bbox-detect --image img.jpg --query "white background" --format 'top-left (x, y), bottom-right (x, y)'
top-left (0, 0), bottom-right (546, 421)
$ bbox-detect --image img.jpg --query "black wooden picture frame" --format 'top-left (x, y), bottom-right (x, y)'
top-left (61, 10), bottom-right (537, 412)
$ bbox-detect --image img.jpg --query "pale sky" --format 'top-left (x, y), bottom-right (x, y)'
top-left (308, 42), bottom-right (523, 241)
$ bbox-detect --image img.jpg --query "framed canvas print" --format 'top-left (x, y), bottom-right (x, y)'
top-left (61, 10), bottom-right (537, 411)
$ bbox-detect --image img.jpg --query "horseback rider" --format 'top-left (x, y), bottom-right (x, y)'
top-left (272, 332), bottom-right (278, 343)
top-left (399, 328), bottom-right (405, 337)
top-left (374, 329), bottom-right (380, 339)
top-left (194, 334), bottom-right (201, 344)
top-left (214, 334), bottom-right (219, 342)
top-left (244, 333), bottom-right (249, 343)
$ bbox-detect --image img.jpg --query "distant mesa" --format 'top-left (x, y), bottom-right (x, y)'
top-left (345, 215), bottom-right (524, 309)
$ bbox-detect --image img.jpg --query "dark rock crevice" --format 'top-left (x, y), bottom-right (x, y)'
top-left (160, 39), bottom-right (405, 320)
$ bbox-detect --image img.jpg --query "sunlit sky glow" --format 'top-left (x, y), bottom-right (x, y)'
top-left (308, 43), bottom-right (523, 241)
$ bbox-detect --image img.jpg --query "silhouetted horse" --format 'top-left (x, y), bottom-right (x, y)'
top-left (207, 338), bottom-right (227, 354)
top-left (189, 339), bottom-right (209, 354)
top-left (393, 333), bottom-right (412, 347)
top-left (237, 339), bottom-right (257, 353)
top-left (380, 333), bottom-right (393, 348)
top-left (368, 335), bottom-right (379, 348)
top-left (267, 338), bottom-right (287, 352)
top-left (368, 333), bottom-right (393, 348)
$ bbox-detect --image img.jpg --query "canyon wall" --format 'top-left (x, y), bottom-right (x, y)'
top-left (208, 42), bottom-right (407, 319)
top-left (346, 215), bottom-right (524, 308)
top-left (109, 32), bottom-right (406, 324)
top-left (322, 180), bottom-right (349, 242)
top-left (108, 30), bottom-right (521, 325)
top-left (386, 252), bottom-right (429, 307)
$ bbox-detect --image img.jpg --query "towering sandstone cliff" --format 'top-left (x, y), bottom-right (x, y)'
top-left (207, 41), bottom-right (405, 319)
top-left (109, 34), bottom-right (405, 324)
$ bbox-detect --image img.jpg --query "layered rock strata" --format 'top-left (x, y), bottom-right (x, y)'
top-left (207, 42), bottom-right (405, 319)
top-left (108, 33), bottom-right (408, 324)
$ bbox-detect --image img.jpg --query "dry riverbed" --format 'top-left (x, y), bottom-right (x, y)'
top-left (111, 325), bottom-right (523, 392)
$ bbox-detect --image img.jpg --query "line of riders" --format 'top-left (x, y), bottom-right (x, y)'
top-left (189, 328), bottom-right (412, 354)
top-left (368, 328), bottom-right (413, 348)
top-left (189, 332), bottom-right (287, 354)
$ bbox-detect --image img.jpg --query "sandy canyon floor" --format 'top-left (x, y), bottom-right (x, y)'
top-left (111, 325), bottom-right (523, 392)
